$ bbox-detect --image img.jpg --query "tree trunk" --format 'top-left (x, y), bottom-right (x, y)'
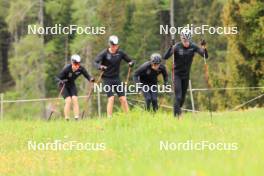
top-left (159, 10), bottom-right (170, 53)
top-left (0, 19), bottom-right (13, 92)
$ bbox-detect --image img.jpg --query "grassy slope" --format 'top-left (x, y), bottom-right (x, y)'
top-left (0, 108), bottom-right (263, 176)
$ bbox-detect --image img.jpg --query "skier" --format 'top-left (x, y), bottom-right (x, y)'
top-left (163, 28), bottom-right (208, 118)
top-left (94, 35), bottom-right (134, 117)
top-left (133, 53), bottom-right (168, 111)
top-left (57, 54), bottom-right (94, 121)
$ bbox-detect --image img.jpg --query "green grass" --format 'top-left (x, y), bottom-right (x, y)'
top-left (0, 108), bottom-right (263, 176)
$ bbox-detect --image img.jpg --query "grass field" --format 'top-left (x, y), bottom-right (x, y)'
top-left (0, 108), bottom-right (263, 176)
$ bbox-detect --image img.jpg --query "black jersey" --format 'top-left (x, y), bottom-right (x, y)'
top-left (94, 48), bottom-right (132, 78)
top-left (163, 42), bottom-right (208, 79)
top-left (133, 61), bottom-right (168, 85)
top-left (57, 64), bottom-right (91, 86)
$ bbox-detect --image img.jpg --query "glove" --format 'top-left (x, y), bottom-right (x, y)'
top-left (59, 79), bottom-right (67, 85)
top-left (128, 61), bottom-right (134, 67)
top-left (90, 77), bottom-right (95, 82)
top-left (99, 65), bottom-right (107, 71)
top-left (200, 39), bottom-right (206, 46)
top-left (58, 79), bottom-right (67, 88)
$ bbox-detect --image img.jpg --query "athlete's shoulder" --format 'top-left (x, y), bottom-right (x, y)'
top-left (141, 61), bottom-right (151, 68)
top-left (159, 64), bottom-right (166, 70)
top-left (63, 64), bottom-right (71, 70)
top-left (190, 42), bottom-right (199, 49)
top-left (174, 42), bottom-right (182, 49)
top-left (136, 61), bottom-right (150, 74)
top-left (79, 65), bottom-right (87, 71)
top-left (99, 48), bottom-right (108, 55)
top-left (95, 49), bottom-right (108, 60)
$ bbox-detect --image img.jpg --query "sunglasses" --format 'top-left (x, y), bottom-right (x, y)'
top-left (72, 62), bottom-right (80, 67)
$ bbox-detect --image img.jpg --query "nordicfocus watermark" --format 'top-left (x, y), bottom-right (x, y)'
top-left (28, 140), bottom-right (106, 151)
top-left (28, 24), bottom-right (106, 35)
top-left (160, 140), bottom-right (239, 151)
top-left (93, 83), bottom-right (172, 94)
top-left (160, 24), bottom-right (238, 35)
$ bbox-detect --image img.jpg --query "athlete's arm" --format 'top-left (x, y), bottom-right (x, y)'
top-left (194, 43), bottom-right (208, 58)
top-left (133, 63), bottom-right (147, 83)
top-left (121, 50), bottom-right (132, 63)
top-left (120, 50), bottom-right (134, 67)
top-left (163, 45), bottom-right (174, 60)
top-left (160, 65), bottom-right (169, 84)
top-left (94, 50), bottom-right (106, 69)
top-left (57, 65), bottom-right (69, 81)
top-left (55, 65), bottom-right (69, 85)
top-left (81, 66), bottom-right (92, 81)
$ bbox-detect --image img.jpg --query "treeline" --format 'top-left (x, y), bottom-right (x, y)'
top-left (0, 0), bottom-right (263, 112)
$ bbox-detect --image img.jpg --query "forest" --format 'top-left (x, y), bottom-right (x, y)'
top-left (0, 0), bottom-right (263, 115)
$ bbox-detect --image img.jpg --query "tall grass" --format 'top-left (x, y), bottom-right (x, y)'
top-left (0, 108), bottom-right (263, 175)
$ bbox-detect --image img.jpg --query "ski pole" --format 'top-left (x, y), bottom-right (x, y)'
top-left (125, 67), bottom-right (132, 85)
top-left (170, 0), bottom-right (178, 119)
top-left (48, 83), bottom-right (65, 120)
top-left (81, 71), bottom-right (104, 119)
top-left (202, 44), bottom-right (213, 122)
top-left (170, 0), bottom-right (175, 91)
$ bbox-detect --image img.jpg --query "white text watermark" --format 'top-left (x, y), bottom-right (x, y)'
top-left (28, 140), bottom-right (106, 151)
top-left (160, 140), bottom-right (238, 151)
top-left (93, 83), bottom-right (172, 94)
top-left (160, 24), bottom-right (238, 35)
top-left (28, 24), bottom-right (106, 35)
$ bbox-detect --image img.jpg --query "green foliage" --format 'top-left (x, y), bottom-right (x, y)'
top-left (125, 0), bottom-right (160, 62)
top-left (1, 0), bottom-right (263, 110)
top-left (44, 0), bottom-right (73, 96)
top-left (9, 35), bottom-right (46, 98)
top-left (6, 0), bottom-right (38, 36)
top-left (220, 0), bottom-right (264, 107)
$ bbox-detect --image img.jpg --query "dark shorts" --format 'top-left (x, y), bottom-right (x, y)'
top-left (103, 78), bottom-right (125, 97)
top-left (62, 84), bottom-right (78, 98)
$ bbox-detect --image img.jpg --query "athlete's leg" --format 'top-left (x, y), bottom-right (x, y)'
top-left (64, 97), bottom-right (71, 120)
top-left (62, 87), bottom-right (71, 120)
top-left (142, 90), bottom-right (152, 111)
top-left (114, 78), bottom-right (129, 113)
top-left (72, 96), bottom-right (79, 119)
top-left (180, 78), bottom-right (189, 107)
top-left (104, 78), bottom-right (115, 117)
top-left (173, 75), bottom-right (182, 117)
top-left (71, 85), bottom-right (79, 120)
top-left (119, 96), bottom-right (129, 113)
top-left (107, 96), bottom-right (115, 117)
top-left (151, 87), bottom-right (158, 112)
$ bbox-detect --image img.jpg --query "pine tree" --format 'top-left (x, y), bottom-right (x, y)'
top-left (221, 0), bottom-right (264, 108)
